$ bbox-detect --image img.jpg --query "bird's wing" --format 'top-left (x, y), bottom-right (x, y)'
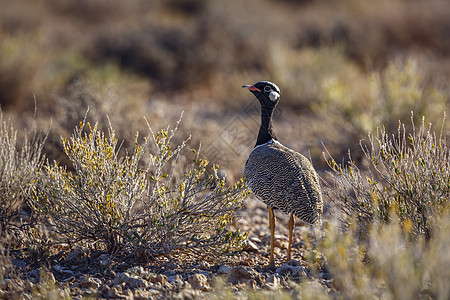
top-left (245, 142), bottom-right (322, 223)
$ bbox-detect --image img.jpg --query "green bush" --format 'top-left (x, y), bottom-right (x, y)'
top-left (32, 116), bottom-right (248, 257)
top-left (326, 116), bottom-right (450, 240)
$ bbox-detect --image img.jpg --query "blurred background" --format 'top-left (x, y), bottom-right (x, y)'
top-left (1, 0), bottom-right (450, 181)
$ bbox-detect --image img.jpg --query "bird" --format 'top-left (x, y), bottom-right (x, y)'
top-left (242, 81), bottom-right (323, 269)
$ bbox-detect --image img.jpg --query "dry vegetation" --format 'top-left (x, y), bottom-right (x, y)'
top-left (1, 0), bottom-right (450, 298)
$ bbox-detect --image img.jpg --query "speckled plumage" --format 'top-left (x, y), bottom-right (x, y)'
top-left (245, 139), bottom-right (323, 224)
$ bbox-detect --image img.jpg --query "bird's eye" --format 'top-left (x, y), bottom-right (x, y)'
top-left (264, 86), bottom-right (271, 92)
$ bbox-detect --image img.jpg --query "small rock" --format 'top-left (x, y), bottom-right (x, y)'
top-left (188, 274), bottom-right (211, 291)
top-left (164, 282), bottom-right (173, 290)
top-left (99, 284), bottom-right (110, 295)
top-left (274, 239), bottom-right (288, 250)
top-left (53, 265), bottom-right (74, 277)
top-left (28, 269), bottom-right (40, 282)
top-left (227, 266), bottom-right (252, 284)
top-left (263, 274), bottom-right (279, 290)
top-left (127, 266), bottom-right (145, 275)
top-left (107, 286), bottom-right (123, 299)
top-left (274, 234), bottom-right (288, 241)
top-left (180, 281), bottom-right (192, 290)
top-left (275, 260), bottom-right (303, 275)
top-left (113, 272), bottom-right (149, 289)
top-left (98, 254), bottom-right (111, 266)
top-left (79, 275), bottom-right (101, 289)
top-left (12, 259), bottom-right (26, 269)
top-left (292, 266), bottom-right (308, 278)
top-left (275, 264), bottom-right (293, 275)
top-left (167, 274), bottom-right (184, 286)
top-left (240, 257), bottom-right (256, 266)
top-left (65, 248), bottom-right (84, 262)
top-left (125, 289), bottom-right (135, 297)
top-left (108, 270), bottom-right (116, 279)
top-left (249, 236), bottom-right (262, 243)
top-left (135, 288), bottom-right (161, 299)
top-left (243, 240), bottom-right (259, 252)
top-left (286, 259), bottom-right (301, 266)
top-left (218, 265), bottom-right (232, 275)
top-left (148, 274), bottom-right (167, 286)
top-left (164, 261), bottom-right (178, 270)
top-left (263, 234), bottom-right (288, 249)
top-left (198, 261), bottom-right (210, 268)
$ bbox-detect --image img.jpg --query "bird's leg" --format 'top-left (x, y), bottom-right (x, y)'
top-left (287, 213), bottom-right (295, 262)
top-left (268, 206), bottom-right (276, 269)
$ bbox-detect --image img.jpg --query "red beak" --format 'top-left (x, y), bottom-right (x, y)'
top-left (242, 85), bottom-right (260, 92)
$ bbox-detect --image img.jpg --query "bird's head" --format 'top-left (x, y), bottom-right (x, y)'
top-left (242, 81), bottom-right (280, 108)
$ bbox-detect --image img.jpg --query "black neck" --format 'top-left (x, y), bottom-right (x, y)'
top-left (255, 104), bottom-right (276, 146)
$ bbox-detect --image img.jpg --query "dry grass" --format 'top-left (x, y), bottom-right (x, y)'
top-left (326, 116), bottom-right (450, 241)
top-left (0, 111), bottom-right (46, 236)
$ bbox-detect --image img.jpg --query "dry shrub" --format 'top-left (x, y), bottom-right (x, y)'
top-left (317, 212), bottom-right (450, 299)
top-left (326, 116), bottom-right (450, 240)
top-left (32, 116), bottom-right (248, 258)
top-left (0, 111), bottom-right (46, 234)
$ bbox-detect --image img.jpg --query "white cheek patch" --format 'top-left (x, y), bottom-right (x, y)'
top-left (269, 90), bottom-right (280, 101)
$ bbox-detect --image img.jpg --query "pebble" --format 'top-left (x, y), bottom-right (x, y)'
top-left (65, 249), bottom-right (84, 262)
top-left (227, 266), bottom-right (253, 284)
top-left (113, 272), bottom-right (149, 289)
top-left (263, 274), bottom-right (280, 290)
top-left (79, 275), bottom-right (102, 289)
top-left (188, 273), bottom-right (211, 291)
top-left (293, 267), bottom-right (308, 278)
top-left (98, 254), bottom-right (111, 266)
top-left (107, 286), bottom-right (127, 299)
top-left (249, 236), bottom-right (262, 243)
top-left (226, 266), bottom-right (264, 286)
top-left (53, 265), bottom-right (74, 277)
top-left (164, 261), bottom-right (178, 270)
top-left (243, 240), bottom-right (259, 252)
top-left (275, 260), bottom-right (306, 276)
top-left (11, 259), bottom-right (26, 269)
top-left (217, 265), bottom-right (232, 275)
top-left (274, 239), bottom-right (288, 250)
top-left (148, 274), bottom-right (167, 286)
top-left (167, 274), bottom-right (184, 286)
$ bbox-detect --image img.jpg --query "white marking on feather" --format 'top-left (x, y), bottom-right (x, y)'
top-left (269, 90), bottom-right (280, 101)
top-left (272, 139), bottom-right (283, 147)
top-left (252, 139), bottom-right (274, 151)
top-left (250, 139), bottom-right (283, 152)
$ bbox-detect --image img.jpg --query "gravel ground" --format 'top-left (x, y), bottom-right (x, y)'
top-left (3, 196), bottom-right (336, 299)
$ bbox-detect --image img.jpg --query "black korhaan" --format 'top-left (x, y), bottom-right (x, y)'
top-left (242, 81), bottom-right (323, 269)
